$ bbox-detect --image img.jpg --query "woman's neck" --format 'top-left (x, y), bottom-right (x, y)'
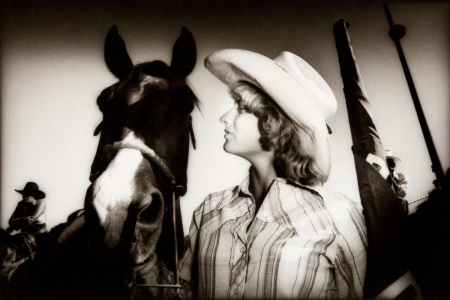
top-left (248, 157), bottom-right (277, 211)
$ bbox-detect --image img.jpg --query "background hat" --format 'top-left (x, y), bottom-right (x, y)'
top-left (15, 182), bottom-right (46, 200)
top-left (205, 49), bottom-right (337, 180)
top-left (385, 150), bottom-right (401, 163)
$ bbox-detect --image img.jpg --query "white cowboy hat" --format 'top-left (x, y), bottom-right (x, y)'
top-left (205, 49), bottom-right (337, 180)
top-left (385, 149), bottom-right (401, 163)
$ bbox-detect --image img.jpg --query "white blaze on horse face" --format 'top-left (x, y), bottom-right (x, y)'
top-left (92, 131), bottom-right (144, 249)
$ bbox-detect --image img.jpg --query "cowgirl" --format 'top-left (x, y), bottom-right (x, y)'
top-left (148, 49), bottom-right (367, 299)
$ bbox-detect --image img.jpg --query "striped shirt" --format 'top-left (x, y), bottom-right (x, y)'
top-left (148, 176), bottom-right (367, 299)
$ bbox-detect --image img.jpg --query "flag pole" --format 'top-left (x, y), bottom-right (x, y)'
top-left (383, 2), bottom-right (445, 189)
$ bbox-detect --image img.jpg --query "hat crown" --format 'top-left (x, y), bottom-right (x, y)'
top-left (23, 182), bottom-right (39, 191)
top-left (273, 52), bottom-right (337, 121)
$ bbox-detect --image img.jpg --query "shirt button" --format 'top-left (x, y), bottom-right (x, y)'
top-left (240, 247), bottom-right (246, 253)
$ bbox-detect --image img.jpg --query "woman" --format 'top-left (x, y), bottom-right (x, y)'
top-left (146, 49), bottom-right (367, 299)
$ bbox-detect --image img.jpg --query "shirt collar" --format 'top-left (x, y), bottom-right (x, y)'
top-left (236, 176), bottom-right (325, 197)
top-left (214, 176), bottom-right (252, 212)
top-left (256, 178), bottom-right (328, 233)
top-left (237, 175), bottom-right (252, 197)
top-left (288, 178), bottom-right (328, 202)
top-left (228, 176), bottom-right (329, 231)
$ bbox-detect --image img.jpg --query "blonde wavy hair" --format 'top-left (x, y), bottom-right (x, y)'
top-left (231, 81), bottom-right (327, 186)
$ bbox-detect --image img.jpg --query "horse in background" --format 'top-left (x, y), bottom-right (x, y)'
top-left (1, 25), bottom-right (198, 299)
top-left (0, 231), bottom-right (37, 299)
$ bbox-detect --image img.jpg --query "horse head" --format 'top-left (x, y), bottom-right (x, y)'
top-left (82, 25), bottom-right (197, 293)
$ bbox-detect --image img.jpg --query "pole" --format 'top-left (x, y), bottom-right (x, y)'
top-left (334, 19), bottom-right (415, 298)
top-left (383, 2), bottom-right (445, 189)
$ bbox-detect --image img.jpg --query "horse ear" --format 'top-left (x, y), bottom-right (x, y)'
top-left (104, 25), bottom-right (133, 80)
top-left (170, 26), bottom-right (197, 77)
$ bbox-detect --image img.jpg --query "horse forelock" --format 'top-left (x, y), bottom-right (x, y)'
top-left (126, 75), bottom-right (170, 106)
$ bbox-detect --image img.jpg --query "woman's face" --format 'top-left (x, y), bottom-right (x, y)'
top-left (220, 99), bottom-right (264, 160)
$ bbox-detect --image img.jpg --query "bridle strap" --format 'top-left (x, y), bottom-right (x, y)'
top-left (105, 140), bottom-right (176, 184)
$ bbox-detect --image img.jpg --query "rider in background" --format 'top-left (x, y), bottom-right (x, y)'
top-left (7, 182), bottom-right (47, 235)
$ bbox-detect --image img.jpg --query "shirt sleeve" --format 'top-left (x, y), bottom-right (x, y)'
top-left (181, 205), bottom-right (202, 276)
top-left (168, 203), bottom-right (203, 298)
top-left (9, 203), bottom-right (23, 223)
top-left (334, 200), bottom-right (368, 299)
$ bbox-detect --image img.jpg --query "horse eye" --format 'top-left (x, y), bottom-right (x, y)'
top-left (94, 121), bottom-right (103, 136)
top-left (97, 86), bottom-right (116, 111)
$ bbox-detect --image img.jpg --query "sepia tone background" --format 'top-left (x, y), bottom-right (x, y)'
top-left (1, 0), bottom-right (448, 232)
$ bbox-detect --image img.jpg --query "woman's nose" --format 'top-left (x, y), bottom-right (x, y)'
top-left (220, 110), bottom-right (230, 125)
top-left (220, 105), bottom-right (236, 125)
top-left (219, 112), bottom-right (227, 125)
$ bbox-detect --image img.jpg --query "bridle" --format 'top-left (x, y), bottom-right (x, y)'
top-left (105, 139), bottom-right (184, 296)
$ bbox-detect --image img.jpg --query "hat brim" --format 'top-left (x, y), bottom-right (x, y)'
top-left (387, 156), bottom-right (401, 163)
top-left (15, 189), bottom-right (46, 200)
top-left (205, 49), bottom-right (332, 179)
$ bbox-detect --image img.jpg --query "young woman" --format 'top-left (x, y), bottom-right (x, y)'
top-left (146, 49), bottom-right (367, 299)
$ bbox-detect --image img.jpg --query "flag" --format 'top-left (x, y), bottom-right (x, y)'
top-left (333, 19), bottom-right (421, 299)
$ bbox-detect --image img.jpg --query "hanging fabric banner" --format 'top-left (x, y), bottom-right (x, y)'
top-left (333, 19), bottom-right (420, 299)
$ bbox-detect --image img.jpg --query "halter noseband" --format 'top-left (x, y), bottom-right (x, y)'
top-left (105, 140), bottom-right (177, 184)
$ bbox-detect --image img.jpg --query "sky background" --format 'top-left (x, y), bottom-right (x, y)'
top-left (1, 0), bottom-right (449, 232)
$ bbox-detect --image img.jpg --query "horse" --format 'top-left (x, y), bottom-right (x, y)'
top-left (1, 25), bottom-right (198, 300)
top-left (0, 230), bottom-right (37, 299)
top-left (86, 24), bottom-right (197, 272)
